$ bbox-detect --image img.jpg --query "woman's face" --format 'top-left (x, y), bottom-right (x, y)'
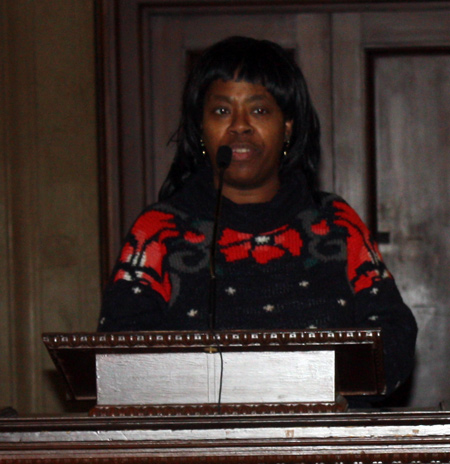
top-left (202, 79), bottom-right (293, 204)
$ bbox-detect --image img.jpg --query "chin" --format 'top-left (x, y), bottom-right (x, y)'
top-left (225, 176), bottom-right (262, 191)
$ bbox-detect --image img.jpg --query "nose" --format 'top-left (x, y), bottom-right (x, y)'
top-left (228, 110), bottom-right (253, 135)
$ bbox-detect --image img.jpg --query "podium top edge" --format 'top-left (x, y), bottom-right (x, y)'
top-left (42, 328), bottom-right (381, 350)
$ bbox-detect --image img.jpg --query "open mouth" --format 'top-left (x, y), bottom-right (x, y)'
top-left (230, 144), bottom-right (260, 161)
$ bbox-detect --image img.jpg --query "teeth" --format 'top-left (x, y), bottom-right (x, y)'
top-left (233, 148), bottom-right (250, 153)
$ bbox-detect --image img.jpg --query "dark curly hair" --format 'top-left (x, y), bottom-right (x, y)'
top-left (158, 36), bottom-right (321, 201)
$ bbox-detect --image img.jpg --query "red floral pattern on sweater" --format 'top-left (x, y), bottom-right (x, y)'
top-left (218, 226), bottom-right (303, 264)
top-left (114, 211), bottom-right (180, 302)
top-left (110, 198), bottom-right (390, 304)
top-left (333, 200), bottom-right (390, 293)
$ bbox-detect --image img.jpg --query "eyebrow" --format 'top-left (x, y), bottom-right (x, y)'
top-left (206, 94), bottom-right (270, 104)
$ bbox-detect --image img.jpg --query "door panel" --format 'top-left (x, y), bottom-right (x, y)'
top-left (374, 53), bottom-right (450, 406)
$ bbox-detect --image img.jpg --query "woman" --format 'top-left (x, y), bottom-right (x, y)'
top-left (98, 36), bottom-right (417, 398)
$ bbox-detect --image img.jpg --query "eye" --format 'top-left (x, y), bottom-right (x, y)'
top-left (252, 107), bottom-right (268, 115)
top-left (213, 107), bottom-right (230, 115)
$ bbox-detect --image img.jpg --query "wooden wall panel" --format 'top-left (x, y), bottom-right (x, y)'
top-left (294, 14), bottom-right (333, 191)
top-left (0, 0), bottom-right (100, 414)
top-left (0, 0), bottom-right (14, 410)
top-left (332, 14), bottom-right (369, 221)
top-left (1, 0), bottom-right (42, 414)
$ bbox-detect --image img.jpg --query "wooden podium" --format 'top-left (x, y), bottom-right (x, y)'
top-left (5, 332), bottom-right (450, 463)
top-left (43, 329), bottom-right (385, 417)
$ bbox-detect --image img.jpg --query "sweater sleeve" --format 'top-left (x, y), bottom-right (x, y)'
top-left (333, 199), bottom-right (418, 396)
top-left (353, 277), bottom-right (417, 396)
top-left (97, 208), bottom-right (180, 332)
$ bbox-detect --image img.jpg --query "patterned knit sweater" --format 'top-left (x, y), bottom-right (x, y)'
top-left (98, 167), bottom-right (417, 396)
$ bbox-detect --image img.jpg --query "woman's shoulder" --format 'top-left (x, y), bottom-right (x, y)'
top-left (124, 200), bottom-right (187, 236)
top-left (315, 191), bottom-right (348, 206)
top-left (313, 191), bottom-right (353, 213)
top-left (126, 189), bottom-right (213, 244)
top-left (311, 191), bottom-right (369, 230)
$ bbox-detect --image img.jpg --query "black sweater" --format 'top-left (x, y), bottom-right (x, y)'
top-left (99, 167), bottom-right (417, 396)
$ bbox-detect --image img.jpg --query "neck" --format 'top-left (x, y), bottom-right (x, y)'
top-left (220, 178), bottom-right (280, 204)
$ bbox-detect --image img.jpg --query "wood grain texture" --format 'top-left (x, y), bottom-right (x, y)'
top-left (2, 411), bottom-right (450, 462)
top-left (1, 0), bottom-right (101, 414)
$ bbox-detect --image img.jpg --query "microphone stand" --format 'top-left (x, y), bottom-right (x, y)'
top-left (208, 146), bottom-right (232, 332)
top-left (208, 146), bottom-right (232, 414)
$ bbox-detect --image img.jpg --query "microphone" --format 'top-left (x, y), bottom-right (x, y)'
top-left (209, 145), bottom-right (232, 331)
top-left (216, 145), bottom-right (232, 170)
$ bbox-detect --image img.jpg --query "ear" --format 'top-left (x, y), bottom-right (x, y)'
top-left (284, 120), bottom-right (293, 141)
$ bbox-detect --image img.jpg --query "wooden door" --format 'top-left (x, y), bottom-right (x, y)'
top-left (373, 52), bottom-right (450, 406)
top-left (333, 12), bottom-right (450, 406)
